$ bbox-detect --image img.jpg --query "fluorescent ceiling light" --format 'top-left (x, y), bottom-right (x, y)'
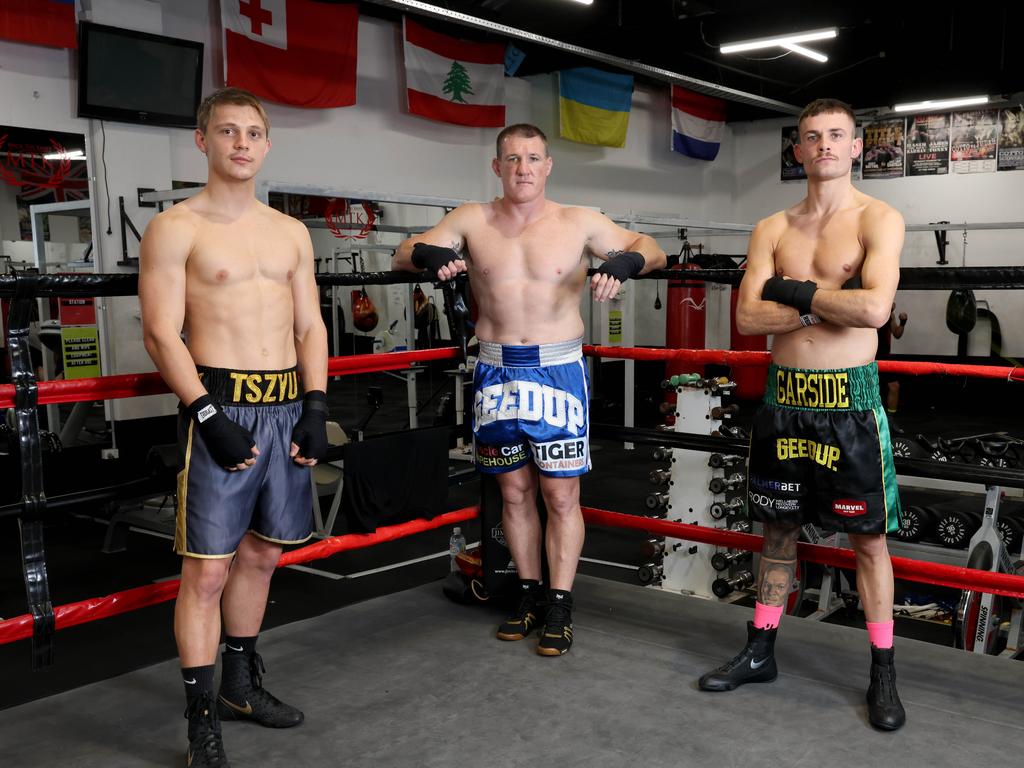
top-left (565, 0), bottom-right (594, 5)
top-left (720, 27), bottom-right (836, 54)
top-left (782, 43), bottom-right (828, 63)
top-left (893, 95), bottom-right (989, 113)
top-left (43, 150), bottom-right (85, 161)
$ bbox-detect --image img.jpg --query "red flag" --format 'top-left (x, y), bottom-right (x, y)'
top-left (222, 0), bottom-right (357, 108)
top-left (0, 0), bottom-right (76, 49)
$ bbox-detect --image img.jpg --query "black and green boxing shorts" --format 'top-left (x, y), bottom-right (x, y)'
top-left (746, 362), bottom-right (901, 535)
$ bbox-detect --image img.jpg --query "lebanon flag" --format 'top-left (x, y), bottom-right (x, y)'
top-left (222, 0), bottom-right (357, 108)
top-left (403, 17), bottom-right (505, 128)
top-left (0, 0), bottom-right (76, 49)
top-left (671, 86), bottom-right (726, 161)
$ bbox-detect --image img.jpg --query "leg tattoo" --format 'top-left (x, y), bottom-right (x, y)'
top-left (757, 524), bottom-right (800, 607)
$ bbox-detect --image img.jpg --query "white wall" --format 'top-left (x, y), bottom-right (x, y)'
top-left (4, 1), bottom-right (1021, 422)
top-left (730, 118), bottom-right (1024, 356)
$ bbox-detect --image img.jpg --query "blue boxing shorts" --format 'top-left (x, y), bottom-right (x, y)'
top-left (472, 337), bottom-right (591, 478)
top-left (175, 366), bottom-right (314, 558)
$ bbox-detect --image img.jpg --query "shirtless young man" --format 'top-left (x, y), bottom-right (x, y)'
top-left (393, 124), bottom-right (666, 655)
top-left (697, 99), bottom-right (907, 731)
top-left (140, 88), bottom-right (328, 767)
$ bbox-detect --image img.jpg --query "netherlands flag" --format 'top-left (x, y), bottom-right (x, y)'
top-left (403, 17), bottom-right (505, 128)
top-left (671, 86), bottom-right (726, 161)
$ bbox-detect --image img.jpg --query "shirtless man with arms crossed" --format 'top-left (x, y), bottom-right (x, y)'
top-left (698, 98), bottom-right (907, 732)
top-left (141, 87), bottom-right (328, 767)
top-left (393, 123), bottom-right (666, 655)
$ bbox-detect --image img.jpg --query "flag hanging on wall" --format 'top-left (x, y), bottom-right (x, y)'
top-left (558, 68), bottom-right (633, 148)
top-left (671, 86), bottom-right (726, 161)
top-left (403, 17), bottom-right (506, 127)
top-left (222, 0), bottom-right (358, 108)
top-left (0, 0), bottom-right (76, 49)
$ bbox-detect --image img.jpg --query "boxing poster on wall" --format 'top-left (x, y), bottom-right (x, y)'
top-left (950, 109), bottom-right (998, 173)
top-left (905, 113), bottom-right (950, 176)
top-left (862, 119), bottom-right (905, 178)
top-left (780, 125), bottom-right (804, 181)
top-left (997, 106), bottom-right (1024, 172)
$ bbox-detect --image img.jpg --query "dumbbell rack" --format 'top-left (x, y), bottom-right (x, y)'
top-left (646, 377), bottom-right (843, 619)
top-left (653, 378), bottom-right (739, 598)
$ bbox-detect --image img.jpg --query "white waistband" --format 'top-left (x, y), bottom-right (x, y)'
top-left (477, 337), bottom-right (583, 367)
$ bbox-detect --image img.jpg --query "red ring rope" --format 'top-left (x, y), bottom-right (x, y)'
top-left (3, 505), bottom-right (1022, 646)
top-left (2, 343), bottom-right (1022, 645)
top-left (0, 347), bottom-right (460, 408)
top-left (2, 345), bottom-right (1018, 410)
top-left (0, 507), bottom-right (478, 645)
top-left (584, 345), bottom-right (1024, 382)
top-left (581, 507), bottom-right (1024, 599)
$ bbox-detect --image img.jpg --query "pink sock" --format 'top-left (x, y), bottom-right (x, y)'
top-left (753, 602), bottom-right (784, 630)
top-left (867, 620), bottom-right (894, 649)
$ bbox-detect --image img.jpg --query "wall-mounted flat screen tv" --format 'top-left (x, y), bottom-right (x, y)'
top-left (77, 22), bottom-right (203, 128)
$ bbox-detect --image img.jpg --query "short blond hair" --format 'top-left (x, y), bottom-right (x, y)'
top-left (196, 87), bottom-right (269, 134)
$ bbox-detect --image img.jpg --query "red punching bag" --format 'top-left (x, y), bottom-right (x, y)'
top-left (729, 266), bottom-right (767, 400)
top-left (351, 289), bottom-right (379, 333)
top-left (664, 263), bottom-right (706, 407)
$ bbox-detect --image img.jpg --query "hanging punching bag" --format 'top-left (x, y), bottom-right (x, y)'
top-left (664, 263), bottom-right (706, 407)
top-left (729, 266), bottom-right (768, 400)
top-left (351, 288), bottom-right (379, 333)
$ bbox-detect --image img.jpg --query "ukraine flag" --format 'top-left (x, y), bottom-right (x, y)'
top-left (558, 67), bottom-right (634, 148)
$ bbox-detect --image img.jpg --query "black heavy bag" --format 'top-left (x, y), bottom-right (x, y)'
top-left (945, 288), bottom-right (977, 335)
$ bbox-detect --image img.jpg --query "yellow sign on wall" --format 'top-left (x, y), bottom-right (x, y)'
top-left (608, 309), bottom-right (623, 343)
top-left (60, 326), bottom-right (101, 379)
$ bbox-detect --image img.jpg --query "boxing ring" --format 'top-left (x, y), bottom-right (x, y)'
top-left (2, 267), bottom-right (1024, 765)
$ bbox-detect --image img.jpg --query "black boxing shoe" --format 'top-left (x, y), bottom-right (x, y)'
top-left (699, 622), bottom-right (778, 691)
top-left (185, 692), bottom-right (230, 767)
top-left (496, 582), bottom-right (542, 641)
top-left (217, 651), bottom-right (304, 728)
top-left (867, 646), bottom-right (906, 731)
top-left (536, 590), bottom-right (574, 656)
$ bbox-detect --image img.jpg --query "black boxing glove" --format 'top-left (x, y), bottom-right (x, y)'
top-left (411, 243), bottom-right (460, 277)
top-left (187, 394), bottom-right (255, 467)
top-left (290, 390), bottom-right (329, 462)
top-left (595, 251), bottom-right (645, 283)
top-left (761, 275), bottom-right (818, 316)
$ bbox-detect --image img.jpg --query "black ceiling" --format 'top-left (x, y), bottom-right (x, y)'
top-left (360, 0), bottom-right (1024, 120)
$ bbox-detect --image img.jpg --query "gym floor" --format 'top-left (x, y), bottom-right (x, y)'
top-left (1, 363), bottom-right (1019, 720)
top-left (2, 576), bottom-right (1021, 767)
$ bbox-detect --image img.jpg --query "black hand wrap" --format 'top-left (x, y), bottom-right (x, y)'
top-left (290, 390), bottom-right (329, 461)
top-left (411, 243), bottom-right (459, 277)
top-left (595, 251), bottom-right (645, 283)
top-left (187, 394), bottom-right (255, 467)
top-left (761, 276), bottom-right (818, 315)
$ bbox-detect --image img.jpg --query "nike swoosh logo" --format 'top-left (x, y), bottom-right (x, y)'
top-left (183, 678), bottom-right (197, 685)
top-left (226, 644), bottom-right (244, 652)
top-left (750, 657), bottom-right (769, 670)
top-left (219, 696), bottom-right (254, 715)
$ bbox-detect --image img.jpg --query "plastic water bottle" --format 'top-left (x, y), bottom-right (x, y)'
top-left (449, 526), bottom-right (466, 573)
